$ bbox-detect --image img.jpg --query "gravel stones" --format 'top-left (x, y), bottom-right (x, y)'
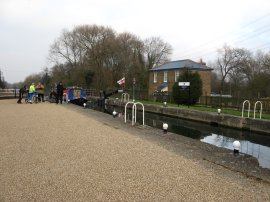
top-left (0, 99), bottom-right (269, 201)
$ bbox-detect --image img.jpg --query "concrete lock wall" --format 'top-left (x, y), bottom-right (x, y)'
top-left (106, 99), bottom-right (270, 135)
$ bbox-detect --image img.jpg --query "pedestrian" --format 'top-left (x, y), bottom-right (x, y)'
top-left (56, 81), bottom-right (64, 104)
top-left (36, 82), bottom-right (45, 102)
top-left (49, 85), bottom-right (57, 102)
top-left (28, 83), bottom-right (35, 104)
top-left (17, 85), bottom-right (27, 104)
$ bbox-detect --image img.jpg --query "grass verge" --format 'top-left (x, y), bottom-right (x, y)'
top-left (139, 100), bottom-right (270, 120)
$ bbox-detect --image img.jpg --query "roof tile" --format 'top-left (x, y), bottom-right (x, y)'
top-left (150, 59), bottom-right (212, 71)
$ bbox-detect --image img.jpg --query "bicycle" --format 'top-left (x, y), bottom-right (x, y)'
top-left (32, 92), bottom-right (39, 104)
top-left (27, 91), bottom-right (38, 104)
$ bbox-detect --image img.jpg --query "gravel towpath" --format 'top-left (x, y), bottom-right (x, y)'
top-left (0, 99), bottom-right (269, 201)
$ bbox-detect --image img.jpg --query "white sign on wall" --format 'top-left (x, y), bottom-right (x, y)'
top-left (178, 82), bottom-right (190, 87)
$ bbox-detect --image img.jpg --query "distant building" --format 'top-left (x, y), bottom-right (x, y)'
top-left (148, 59), bottom-right (213, 97)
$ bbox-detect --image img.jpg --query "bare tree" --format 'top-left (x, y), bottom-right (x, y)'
top-left (48, 29), bottom-right (83, 67)
top-left (144, 37), bottom-right (172, 69)
top-left (214, 45), bottom-right (250, 94)
top-left (115, 32), bottom-right (145, 88)
top-left (257, 51), bottom-right (270, 73)
top-left (23, 73), bottom-right (43, 86)
top-left (243, 51), bottom-right (270, 98)
top-left (75, 25), bottom-right (117, 90)
top-left (47, 25), bottom-right (173, 91)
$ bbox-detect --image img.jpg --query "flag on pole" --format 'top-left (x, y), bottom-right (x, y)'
top-left (117, 77), bottom-right (125, 85)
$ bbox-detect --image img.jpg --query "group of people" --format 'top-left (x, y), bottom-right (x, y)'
top-left (17, 82), bottom-right (45, 104)
top-left (17, 81), bottom-right (65, 104)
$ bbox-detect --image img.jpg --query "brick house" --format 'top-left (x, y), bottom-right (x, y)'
top-left (148, 59), bottom-right (213, 98)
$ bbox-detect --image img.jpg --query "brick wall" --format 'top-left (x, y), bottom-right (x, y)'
top-left (148, 69), bottom-right (212, 97)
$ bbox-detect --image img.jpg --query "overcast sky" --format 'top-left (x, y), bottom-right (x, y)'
top-left (1, 0), bottom-right (270, 83)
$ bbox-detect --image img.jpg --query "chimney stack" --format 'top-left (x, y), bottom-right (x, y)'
top-left (199, 58), bottom-right (206, 66)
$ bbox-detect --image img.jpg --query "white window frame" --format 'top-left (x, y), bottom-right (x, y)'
top-left (153, 72), bottom-right (157, 83)
top-left (175, 70), bottom-right (180, 82)
top-left (163, 71), bottom-right (168, 82)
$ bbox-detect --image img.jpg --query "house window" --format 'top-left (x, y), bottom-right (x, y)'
top-left (175, 70), bottom-right (180, 82)
top-left (153, 72), bottom-right (157, 83)
top-left (164, 71), bottom-right (168, 82)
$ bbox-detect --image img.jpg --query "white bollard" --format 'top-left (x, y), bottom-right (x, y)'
top-left (233, 140), bottom-right (241, 154)
top-left (217, 108), bottom-right (221, 115)
top-left (163, 123), bottom-right (168, 134)
top-left (83, 103), bottom-right (86, 108)
top-left (112, 110), bottom-right (117, 118)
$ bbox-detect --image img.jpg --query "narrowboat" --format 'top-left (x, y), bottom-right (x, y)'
top-left (63, 87), bottom-right (87, 106)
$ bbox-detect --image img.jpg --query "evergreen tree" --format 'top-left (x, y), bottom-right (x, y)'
top-left (172, 68), bottom-right (202, 105)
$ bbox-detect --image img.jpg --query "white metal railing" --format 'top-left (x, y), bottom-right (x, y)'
top-left (0, 88), bottom-right (19, 92)
top-left (0, 89), bottom-right (19, 97)
top-left (125, 101), bottom-right (135, 123)
top-left (242, 100), bottom-right (263, 119)
top-left (254, 101), bottom-right (262, 119)
top-left (121, 93), bottom-right (130, 102)
top-left (242, 100), bottom-right (250, 118)
top-left (124, 101), bottom-right (145, 126)
top-left (132, 102), bottom-right (145, 126)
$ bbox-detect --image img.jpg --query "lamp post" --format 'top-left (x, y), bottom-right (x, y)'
top-left (132, 78), bottom-right (136, 101)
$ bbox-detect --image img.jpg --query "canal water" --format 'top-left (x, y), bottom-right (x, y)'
top-left (87, 102), bottom-right (270, 169)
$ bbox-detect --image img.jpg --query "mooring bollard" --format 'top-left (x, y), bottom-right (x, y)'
top-left (163, 123), bottom-right (168, 134)
top-left (112, 110), bottom-right (117, 118)
top-left (233, 140), bottom-right (241, 154)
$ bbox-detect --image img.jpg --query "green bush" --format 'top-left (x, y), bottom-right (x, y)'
top-left (172, 68), bottom-right (202, 105)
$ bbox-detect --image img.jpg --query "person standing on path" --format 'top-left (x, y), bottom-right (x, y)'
top-left (56, 81), bottom-right (64, 104)
top-left (28, 83), bottom-right (35, 104)
top-left (36, 82), bottom-right (45, 102)
top-left (17, 85), bottom-right (27, 104)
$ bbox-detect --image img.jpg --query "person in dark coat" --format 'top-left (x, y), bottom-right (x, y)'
top-left (56, 81), bottom-right (64, 104)
top-left (49, 85), bottom-right (57, 102)
top-left (17, 85), bottom-right (27, 104)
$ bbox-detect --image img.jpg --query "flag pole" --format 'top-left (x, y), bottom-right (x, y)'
top-left (123, 78), bottom-right (125, 92)
top-left (122, 76), bottom-right (125, 92)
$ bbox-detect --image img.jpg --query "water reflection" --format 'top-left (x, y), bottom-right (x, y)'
top-left (201, 134), bottom-right (270, 168)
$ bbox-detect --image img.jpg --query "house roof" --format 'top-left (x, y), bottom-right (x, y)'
top-left (149, 59), bottom-right (213, 71)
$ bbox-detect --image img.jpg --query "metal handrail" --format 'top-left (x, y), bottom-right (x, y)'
top-left (124, 101), bottom-right (135, 123)
top-left (124, 101), bottom-right (144, 126)
top-left (121, 93), bottom-right (130, 103)
top-left (132, 102), bottom-right (145, 126)
top-left (254, 101), bottom-right (263, 119)
top-left (242, 100), bottom-right (250, 118)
